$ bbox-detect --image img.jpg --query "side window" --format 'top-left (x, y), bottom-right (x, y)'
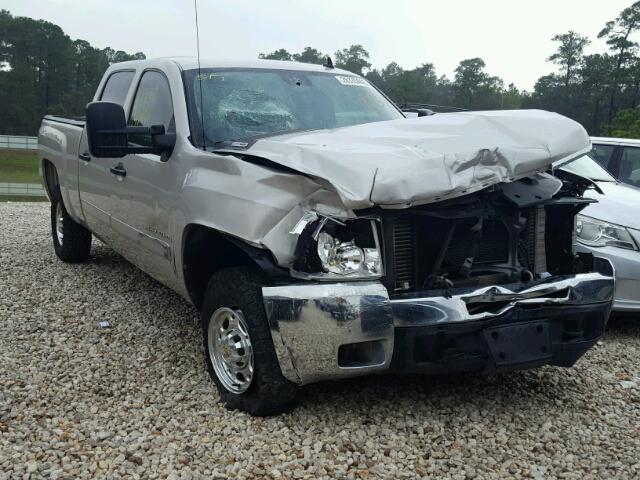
top-left (128, 71), bottom-right (175, 148)
top-left (619, 147), bottom-right (640, 187)
top-left (100, 71), bottom-right (135, 105)
top-left (590, 144), bottom-right (615, 169)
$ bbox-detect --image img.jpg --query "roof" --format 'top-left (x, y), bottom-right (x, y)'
top-left (111, 56), bottom-right (356, 75)
top-left (591, 136), bottom-right (640, 145)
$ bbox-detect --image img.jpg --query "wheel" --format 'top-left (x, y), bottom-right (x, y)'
top-left (201, 266), bottom-right (298, 416)
top-left (51, 186), bottom-right (92, 262)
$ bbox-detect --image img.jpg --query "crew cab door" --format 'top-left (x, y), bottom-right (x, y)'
top-left (109, 70), bottom-right (178, 286)
top-left (78, 70), bottom-right (135, 245)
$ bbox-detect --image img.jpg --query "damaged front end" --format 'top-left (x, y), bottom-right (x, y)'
top-left (263, 171), bottom-right (614, 385)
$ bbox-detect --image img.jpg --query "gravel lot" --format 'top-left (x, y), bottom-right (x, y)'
top-left (1, 202), bottom-right (639, 479)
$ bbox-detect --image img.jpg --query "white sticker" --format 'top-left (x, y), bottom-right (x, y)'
top-left (335, 75), bottom-right (372, 87)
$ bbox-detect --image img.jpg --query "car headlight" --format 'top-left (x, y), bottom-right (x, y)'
top-left (291, 212), bottom-right (383, 280)
top-left (576, 214), bottom-right (638, 250)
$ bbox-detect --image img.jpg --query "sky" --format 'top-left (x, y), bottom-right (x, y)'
top-left (4, 0), bottom-right (637, 91)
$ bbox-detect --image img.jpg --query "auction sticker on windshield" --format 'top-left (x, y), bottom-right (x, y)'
top-left (335, 75), bottom-right (372, 87)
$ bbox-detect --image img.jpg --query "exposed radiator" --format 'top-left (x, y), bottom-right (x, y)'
top-left (390, 209), bottom-right (543, 292)
top-left (532, 206), bottom-right (547, 274)
top-left (392, 217), bottom-right (414, 291)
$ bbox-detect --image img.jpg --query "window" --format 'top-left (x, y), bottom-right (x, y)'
top-left (128, 71), bottom-right (174, 148)
top-left (590, 144), bottom-right (615, 169)
top-left (560, 155), bottom-right (616, 182)
top-left (619, 147), bottom-right (640, 187)
top-left (184, 68), bottom-right (403, 148)
top-left (100, 71), bottom-right (135, 105)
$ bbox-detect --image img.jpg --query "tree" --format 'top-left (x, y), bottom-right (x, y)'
top-left (0, 10), bottom-right (145, 134)
top-left (602, 108), bottom-right (640, 137)
top-left (502, 83), bottom-right (523, 109)
top-left (292, 47), bottom-right (324, 65)
top-left (334, 44), bottom-right (371, 75)
top-left (258, 48), bottom-right (292, 61)
top-left (579, 54), bottom-right (616, 132)
top-left (548, 31), bottom-right (590, 87)
top-left (368, 62), bottom-right (438, 105)
top-left (453, 58), bottom-right (504, 109)
top-left (598, 1), bottom-right (640, 120)
top-left (258, 47), bottom-right (325, 64)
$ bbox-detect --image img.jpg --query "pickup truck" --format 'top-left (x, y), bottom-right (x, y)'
top-left (39, 58), bottom-right (614, 415)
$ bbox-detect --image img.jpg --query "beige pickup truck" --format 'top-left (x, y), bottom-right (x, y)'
top-left (39, 57), bottom-right (614, 415)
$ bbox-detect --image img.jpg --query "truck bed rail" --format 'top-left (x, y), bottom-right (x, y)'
top-left (43, 115), bottom-right (86, 127)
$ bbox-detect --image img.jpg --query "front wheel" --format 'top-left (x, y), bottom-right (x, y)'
top-left (51, 187), bottom-right (92, 263)
top-left (201, 267), bottom-right (298, 416)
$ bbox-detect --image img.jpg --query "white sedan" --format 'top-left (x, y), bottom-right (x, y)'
top-left (559, 155), bottom-right (640, 312)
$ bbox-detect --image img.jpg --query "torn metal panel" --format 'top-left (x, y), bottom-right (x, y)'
top-left (260, 189), bottom-right (351, 266)
top-left (219, 109), bottom-right (590, 210)
top-left (179, 148), bottom-right (323, 250)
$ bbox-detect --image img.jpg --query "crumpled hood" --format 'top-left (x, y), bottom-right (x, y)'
top-left (233, 109), bottom-right (591, 210)
top-left (583, 181), bottom-right (640, 230)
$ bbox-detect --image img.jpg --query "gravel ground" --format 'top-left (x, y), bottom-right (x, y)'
top-left (1, 202), bottom-right (639, 480)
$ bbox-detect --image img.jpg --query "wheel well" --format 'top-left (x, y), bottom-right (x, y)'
top-left (182, 225), bottom-right (273, 309)
top-left (42, 159), bottom-right (59, 199)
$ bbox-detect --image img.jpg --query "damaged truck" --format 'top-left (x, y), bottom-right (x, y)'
top-left (39, 58), bottom-right (614, 415)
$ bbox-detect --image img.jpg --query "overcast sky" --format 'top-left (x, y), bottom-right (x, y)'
top-left (4, 0), bottom-right (637, 90)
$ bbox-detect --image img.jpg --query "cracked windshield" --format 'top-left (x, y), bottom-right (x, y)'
top-left (187, 69), bottom-right (403, 146)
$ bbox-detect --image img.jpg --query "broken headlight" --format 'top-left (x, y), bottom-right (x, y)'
top-left (291, 213), bottom-right (383, 280)
top-left (576, 214), bottom-right (638, 251)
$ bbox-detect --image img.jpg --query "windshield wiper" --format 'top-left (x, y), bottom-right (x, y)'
top-left (211, 139), bottom-right (250, 148)
top-left (209, 128), bottom-right (316, 151)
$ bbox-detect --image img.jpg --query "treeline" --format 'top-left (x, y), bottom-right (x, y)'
top-left (261, 1), bottom-right (640, 137)
top-left (3, 3), bottom-right (640, 137)
top-left (0, 10), bottom-right (145, 135)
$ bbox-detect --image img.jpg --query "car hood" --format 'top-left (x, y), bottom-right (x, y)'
top-left (584, 181), bottom-right (640, 230)
top-left (224, 109), bottom-right (591, 210)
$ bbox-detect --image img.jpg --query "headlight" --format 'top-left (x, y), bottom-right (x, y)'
top-left (316, 231), bottom-right (381, 275)
top-left (576, 214), bottom-right (638, 250)
top-left (291, 213), bottom-right (383, 280)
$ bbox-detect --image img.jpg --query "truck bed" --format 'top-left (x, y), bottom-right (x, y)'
top-left (43, 115), bottom-right (85, 127)
top-left (39, 115), bottom-right (86, 217)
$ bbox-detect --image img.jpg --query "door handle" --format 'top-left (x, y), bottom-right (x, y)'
top-left (110, 163), bottom-right (127, 177)
top-left (78, 152), bottom-right (91, 162)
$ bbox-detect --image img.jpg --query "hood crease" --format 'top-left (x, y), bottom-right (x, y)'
top-left (218, 109), bottom-right (591, 210)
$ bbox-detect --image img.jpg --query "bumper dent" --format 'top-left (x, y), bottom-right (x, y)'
top-left (263, 282), bottom-right (393, 384)
top-left (263, 258), bottom-right (614, 385)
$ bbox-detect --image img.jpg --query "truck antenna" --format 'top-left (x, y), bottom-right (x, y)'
top-left (323, 56), bottom-right (334, 69)
top-left (194, 0), bottom-right (206, 150)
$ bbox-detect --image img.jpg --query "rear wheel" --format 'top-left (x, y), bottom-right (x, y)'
top-left (51, 187), bottom-right (92, 262)
top-left (201, 266), bottom-right (298, 416)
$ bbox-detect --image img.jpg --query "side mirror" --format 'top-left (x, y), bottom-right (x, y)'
top-left (86, 101), bottom-right (176, 158)
top-left (86, 102), bottom-right (128, 158)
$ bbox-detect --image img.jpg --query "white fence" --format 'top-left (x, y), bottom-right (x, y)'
top-left (0, 182), bottom-right (46, 197)
top-left (0, 135), bottom-right (38, 150)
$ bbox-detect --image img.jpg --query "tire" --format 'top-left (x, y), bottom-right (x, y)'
top-left (51, 186), bottom-right (92, 263)
top-left (201, 266), bottom-right (298, 416)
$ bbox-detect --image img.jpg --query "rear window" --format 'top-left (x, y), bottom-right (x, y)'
top-left (100, 71), bottom-right (135, 106)
top-left (619, 146), bottom-right (640, 187)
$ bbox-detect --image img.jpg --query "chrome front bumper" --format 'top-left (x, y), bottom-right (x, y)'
top-left (262, 258), bottom-right (614, 385)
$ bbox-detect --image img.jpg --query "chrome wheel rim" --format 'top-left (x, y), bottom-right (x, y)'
top-left (208, 307), bottom-right (254, 394)
top-left (55, 203), bottom-right (64, 246)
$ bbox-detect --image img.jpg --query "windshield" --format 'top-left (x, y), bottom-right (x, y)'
top-left (184, 68), bottom-right (403, 148)
top-left (559, 154), bottom-right (616, 182)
